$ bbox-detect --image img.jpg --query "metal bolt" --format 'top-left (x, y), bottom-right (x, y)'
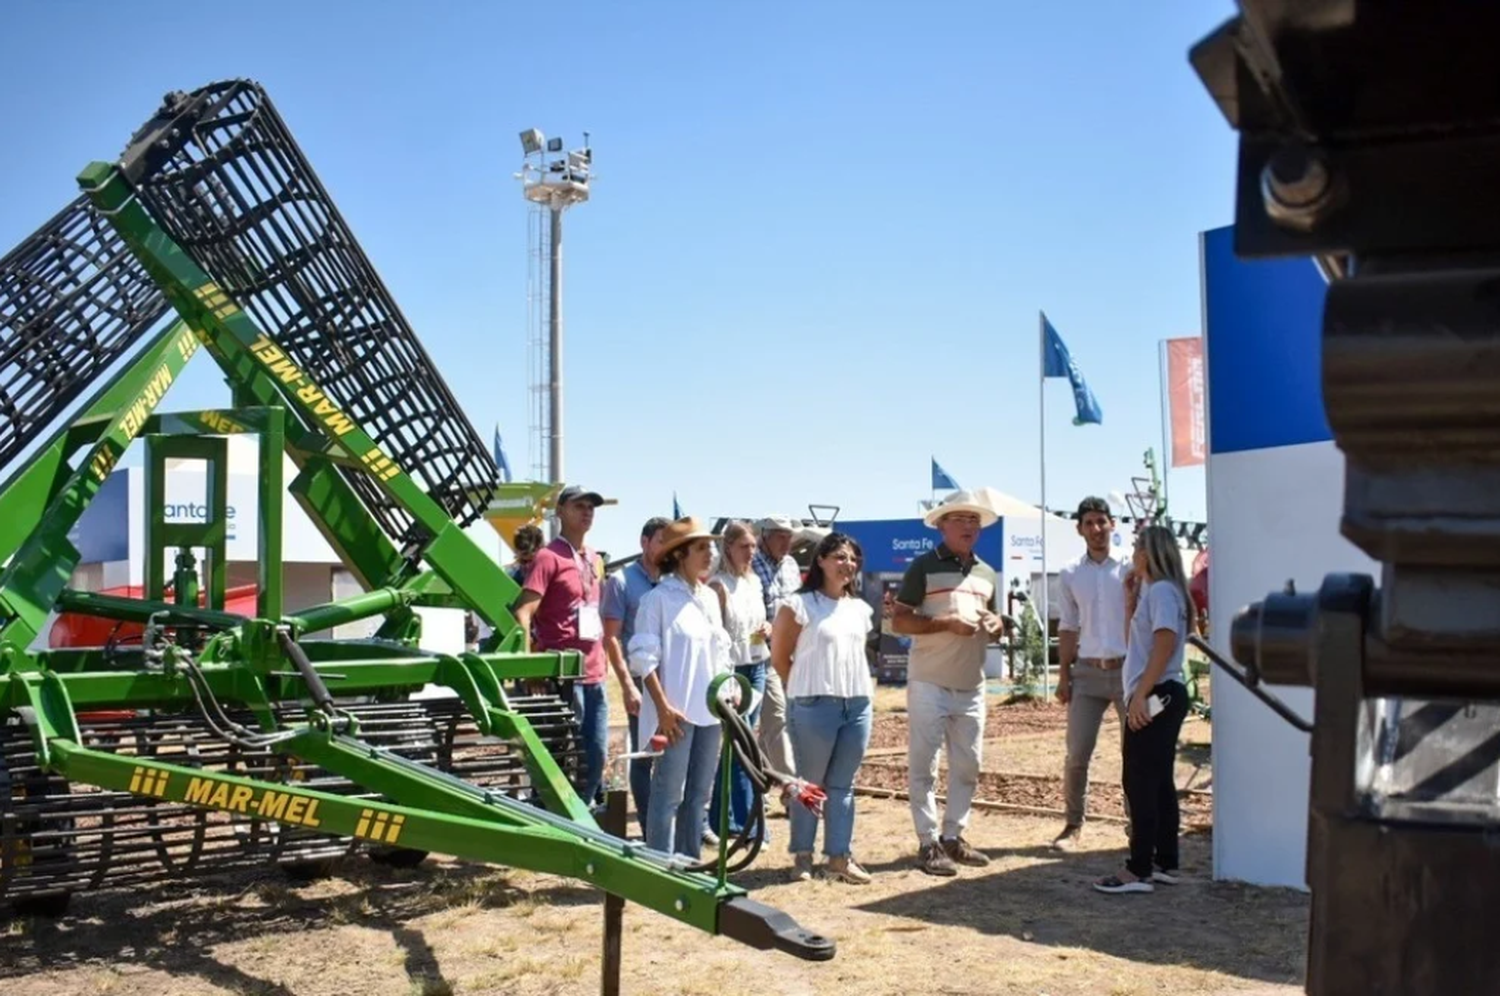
top-left (674, 898), bottom-right (686, 912)
top-left (1261, 144), bottom-right (1338, 232)
top-left (585, 862), bottom-right (596, 876)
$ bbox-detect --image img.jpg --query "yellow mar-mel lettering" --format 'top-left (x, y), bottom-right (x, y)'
top-left (354, 807), bottom-right (407, 845)
top-left (128, 766), bottom-right (170, 798)
top-left (193, 281), bottom-right (240, 321)
top-left (200, 410), bottom-right (245, 434)
top-left (183, 776), bottom-right (323, 828)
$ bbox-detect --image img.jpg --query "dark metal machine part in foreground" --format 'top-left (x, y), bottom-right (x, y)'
top-left (1192, 4), bottom-right (1500, 994)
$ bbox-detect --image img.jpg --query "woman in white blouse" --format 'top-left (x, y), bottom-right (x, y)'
top-left (707, 520), bottom-right (770, 841)
top-left (627, 518), bottom-right (733, 857)
top-left (770, 532), bottom-right (875, 884)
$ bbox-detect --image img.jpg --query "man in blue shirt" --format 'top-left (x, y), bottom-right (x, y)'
top-left (601, 516), bottom-right (670, 833)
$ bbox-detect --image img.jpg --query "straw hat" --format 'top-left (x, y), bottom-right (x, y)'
top-left (655, 517), bottom-right (717, 566)
top-left (923, 489), bottom-right (1000, 529)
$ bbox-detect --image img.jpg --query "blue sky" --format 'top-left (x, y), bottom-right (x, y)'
top-left (1, 1), bottom-right (1239, 560)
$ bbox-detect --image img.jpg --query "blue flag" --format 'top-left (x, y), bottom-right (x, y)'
top-left (1041, 314), bottom-right (1103, 426)
top-left (931, 458), bottom-right (959, 491)
top-left (492, 425), bottom-right (513, 483)
top-left (673, 492), bottom-right (682, 519)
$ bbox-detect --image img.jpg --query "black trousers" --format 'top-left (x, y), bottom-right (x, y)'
top-left (1121, 679), bottom-right (1188, 878)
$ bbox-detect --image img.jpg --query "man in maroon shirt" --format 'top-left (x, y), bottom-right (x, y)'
top-left (512, 485), bottom-right (627, 809)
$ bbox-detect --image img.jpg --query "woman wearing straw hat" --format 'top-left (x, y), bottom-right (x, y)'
top-left (628, 517), bottom-right (734, 857)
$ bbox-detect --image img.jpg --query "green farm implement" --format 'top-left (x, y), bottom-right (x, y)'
top-left (0, 80), bottom-right (832, 970)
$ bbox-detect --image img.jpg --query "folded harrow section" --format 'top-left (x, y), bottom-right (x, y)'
top-left (0, 694), bottom-right (578, 906)
top-left (0, 195), bottom-right (168, 474)
top-left (119, 80), bottom-right (497, 546)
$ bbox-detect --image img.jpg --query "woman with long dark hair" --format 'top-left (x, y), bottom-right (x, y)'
top-left (770, 532), bottom-right (875, 884)
top-left (1094, 524), bottom-right (1196, 894)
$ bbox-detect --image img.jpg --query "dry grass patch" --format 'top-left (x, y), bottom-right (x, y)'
top-left (1, 694), bottom-right (1303, 996)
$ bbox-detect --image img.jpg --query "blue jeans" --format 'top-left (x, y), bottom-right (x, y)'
top-left (646, 722), bottom-right (722, 857)
top-left (787, 695), bottom-right (872, 858)
top-left (625, 676), bottom-right (652, 833)
top-left (710, 662), bottom-right (767, 836)
top-left (570, 680), bottom-right (609, 808)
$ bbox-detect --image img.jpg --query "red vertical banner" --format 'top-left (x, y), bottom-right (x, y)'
top-left (1167, 336), bottom-right (1207, 467)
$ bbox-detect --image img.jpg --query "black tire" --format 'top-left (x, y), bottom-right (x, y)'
top-left (12, 891), bottom-right (71, 919)
top-left (278, 858), bottom-right (337, 881)
top-left (368, 847), bottom-right (429, 868)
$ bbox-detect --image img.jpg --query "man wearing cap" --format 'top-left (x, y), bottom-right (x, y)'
top-left (601, 516), bottom-right (670, 832)
top-left (752, 516), bottom-right (803, 787)
top-left (513, 485), bottom-right (632, 809)
top-left (891, 490), bottom-right (1005, 876)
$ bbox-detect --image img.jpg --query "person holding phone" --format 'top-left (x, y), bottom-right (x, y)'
top-left (1094, 524), bottom-right (1195, 895)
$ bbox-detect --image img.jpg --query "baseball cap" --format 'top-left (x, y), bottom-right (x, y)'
top-left (556, 485), bottom-right (605, 507)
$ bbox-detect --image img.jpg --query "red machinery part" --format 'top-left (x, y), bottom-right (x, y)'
top-left (48, 583), bottom-right (261, 650)
top-left (1189, 547), bottom-right (1209, 618)
top-left (51, 583), bottom-right (260, 722)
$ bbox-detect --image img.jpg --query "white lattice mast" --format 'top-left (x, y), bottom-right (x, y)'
top-left (525, 200), bottom-right (548, 483)
top-left (517, 128), bottom-right (592, 486)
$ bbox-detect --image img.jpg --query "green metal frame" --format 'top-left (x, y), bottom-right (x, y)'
top-left (144, 433), bottom-right (228, 609)
top-left (0, 151), bottom-right (838, 963)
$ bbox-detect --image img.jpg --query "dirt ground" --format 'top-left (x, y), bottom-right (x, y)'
top-left (1, 689), bottom-right (1307, 996)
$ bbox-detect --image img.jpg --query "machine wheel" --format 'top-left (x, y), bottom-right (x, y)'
top-left (278, 858), bottom-right (338, 882)
top-left (368, 846), bottom-right (429, 868)
top-left (11, 891), bottom-right (72, 919)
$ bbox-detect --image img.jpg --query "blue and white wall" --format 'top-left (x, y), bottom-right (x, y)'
top-left (1202, 226), bottom-right (1379, 888)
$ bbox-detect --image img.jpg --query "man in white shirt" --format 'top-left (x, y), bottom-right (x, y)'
top-left (1052, 496), bottom-right (1132, 851)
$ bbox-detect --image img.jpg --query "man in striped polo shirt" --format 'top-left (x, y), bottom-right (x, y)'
top-left (892, 490), bottom-right (1005, 876)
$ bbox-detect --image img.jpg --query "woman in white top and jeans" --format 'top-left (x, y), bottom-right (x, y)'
top-left (1095, 524), bottom-right (1195, 894)
top-left (708, 520), bottom-right (770, 840)
top-left (771, 533), bottom-right (875, 884)
top-left (628, 518), bottom-right (733, 857)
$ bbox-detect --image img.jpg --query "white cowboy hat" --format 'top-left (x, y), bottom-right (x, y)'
top-left (923, 489), bottom-right (1000, 529)
top-left (756, 515), bottom-right (797, 534)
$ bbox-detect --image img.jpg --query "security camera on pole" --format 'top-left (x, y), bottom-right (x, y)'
top-left (516, 128), bottom-right (592, 502)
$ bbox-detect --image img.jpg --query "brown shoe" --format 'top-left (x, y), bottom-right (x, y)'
top-left (941, 835), bottom-right (990, 867)
top-left (1051, 824), bottom-right (1082, 851)
top-left (918, 842), bottom-right (958, 876)
top-left (826, 856), bottom-right (871, 885)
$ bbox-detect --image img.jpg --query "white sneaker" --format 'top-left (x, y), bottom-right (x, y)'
top-left (1093, 874), bottom-right (1154, 894)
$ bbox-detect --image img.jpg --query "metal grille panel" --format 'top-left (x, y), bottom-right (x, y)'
top-left (123, 80), bottom-right (498, 545)
top-left (0, 195), bottom-right (169, 476)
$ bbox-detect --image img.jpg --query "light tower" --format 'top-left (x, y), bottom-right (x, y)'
top-left (517, 128), bottom-right (592, 488)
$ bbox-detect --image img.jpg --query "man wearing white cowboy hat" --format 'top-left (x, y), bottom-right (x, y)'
top-left (891, 489), bottom-right (1005, 876)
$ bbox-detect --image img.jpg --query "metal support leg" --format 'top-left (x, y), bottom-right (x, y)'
top-left (601, 787), bottom-right (627, 996)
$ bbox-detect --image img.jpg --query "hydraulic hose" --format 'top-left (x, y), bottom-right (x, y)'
top-left (685, 675), bottom-right (825, 876)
